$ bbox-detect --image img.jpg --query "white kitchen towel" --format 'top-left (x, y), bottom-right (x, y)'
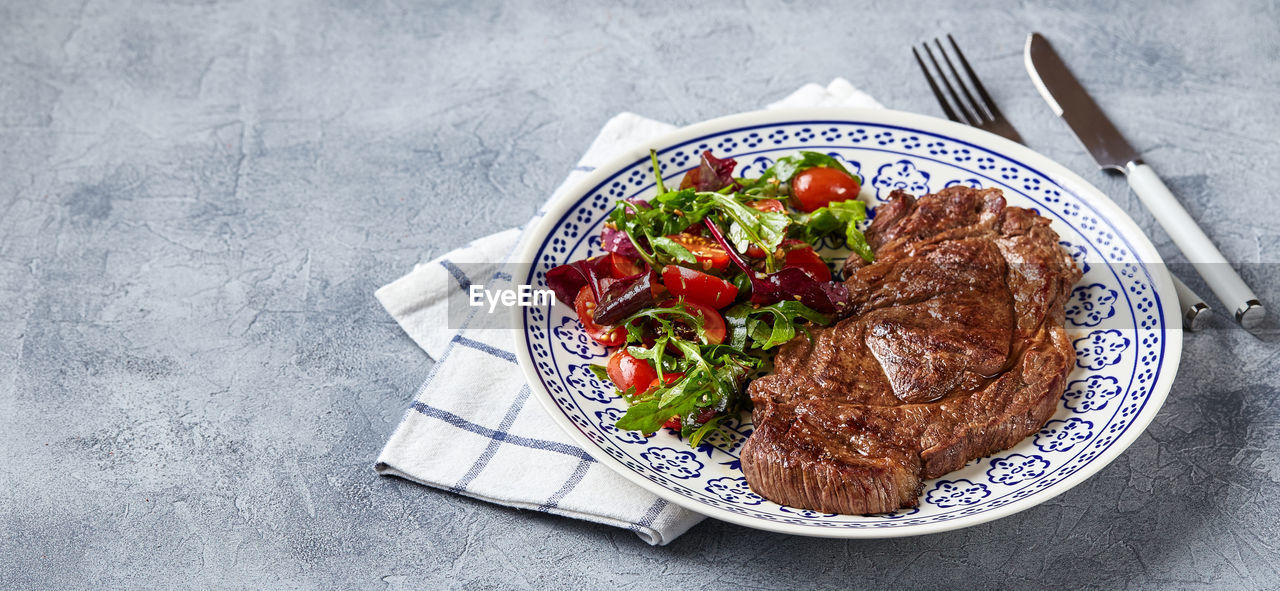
top-left (375, 79), bottom-right (883, 545)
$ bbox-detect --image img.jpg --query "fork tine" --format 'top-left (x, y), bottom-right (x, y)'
top-left (923, 42), bottom-right (978, 126)
top-left (935, 38), bottom-right (990, 122)
top-left (947, 34), bottom-right (1004, 121)
top-left (913, 47), bottom-right (961, 123)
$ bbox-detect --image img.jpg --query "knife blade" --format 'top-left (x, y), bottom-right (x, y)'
top-left (1024, 34), bottom-right (1140, 172)
top-left (1024, 32), bottom-right (1265, 329)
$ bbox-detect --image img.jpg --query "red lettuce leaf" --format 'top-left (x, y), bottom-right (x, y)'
top-left (546, 257), bottom-right (658, 326)
top-left (702, 218), bottom-right (850, 315)
top-left (600, 226), bottom-right (641, 258)
top-left (748, 266), bottom-right (851, 315)
top-left (593, 270), bottom-right (658, 326)
top-left (600, 197), bottom-right (651, 258)
top-left (679, 151), bottom-right (738, 192)
top-left (545, 257), bottom-right (611, 306)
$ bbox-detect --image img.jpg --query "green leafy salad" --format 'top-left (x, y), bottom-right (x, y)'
top-left (544, 150), bottom-right (872, 446)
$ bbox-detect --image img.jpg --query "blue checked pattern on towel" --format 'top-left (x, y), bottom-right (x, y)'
top-left (375, 223), bottom-right (699, 544)
top-left (375, 79), bottom-right (884, 545)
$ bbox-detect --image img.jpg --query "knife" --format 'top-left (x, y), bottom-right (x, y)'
top-left (1024, 32), bottom-right (1264, 329)
top-left (1171, 274), bottom-right (1211, 331)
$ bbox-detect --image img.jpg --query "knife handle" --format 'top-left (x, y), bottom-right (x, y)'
top-left (1169, 273), bottom-right (1211, 331)
top-left (1125, 162), bottom-right (1264, 328)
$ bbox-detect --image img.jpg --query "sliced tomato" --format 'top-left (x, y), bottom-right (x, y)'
top-left (681, 300), bottom-right (726, 345)
top-left (606, 253), bottom-right (643, 279)
top-left (606, 349), bottom-right (657, 395)
top-left (792, 166), bottom-right (861, 212)
top-left (664, 233), bottom-right (730, 272)
top-left (783, 243), bottom-right (831, 282)
top-left (661, 265), bottom-right (738, 309)
top-left (573, 286), bottom-right (625, 346)
top-left (748, 199), bottom-right (786, 213)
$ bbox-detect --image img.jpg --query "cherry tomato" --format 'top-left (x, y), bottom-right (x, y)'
top-left (748, 199), bottom-right (786, 213)
top-left (783, 244), bottom-right (831, 282)
top-left (606, 349), bottom-right (658, 395)
top-left (606, 253), bottom-right (643, 278)
top-left (680, 300), bottom-right (727, 345)
top-left (661, 265), bottom-right (738, 309)
top-left (573, 286), bottom-right (625, 346)
top-left (791, 167), bottom-right (861, 212)
top-left (665, 233), bottom-right (730, 271)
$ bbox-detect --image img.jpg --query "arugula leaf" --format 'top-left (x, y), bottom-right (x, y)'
top-left (759, 151), bottom-right (859, 184)
top-left (607, 187), bottom-right (791, 272)
top-left (657, 372), bottom-right (693, 406)
top-left (649, 149), bottom-right (668, 194)
top-left (790, 199), bottom-right (874, 263)
top-left (614, 346), bottom-right (739, 435)
top-left (702, 193), bottom-right (789, 271)
top-left (725, 300), bottom-right (832, 350)
top-left (687, 414), bottom-right (725, 447)
top-left (588, 364), bottom-right (610, 383)
top-left (616, 397), bottom-right (695, 433)
top-left (610, 302), bottom-right (762, 436)
top-left (723, 306), bottom-right (750, 350)
top-left (845, 228), bottom-right (874, 264)
top-left (649, 235), bottom-right (697, 264)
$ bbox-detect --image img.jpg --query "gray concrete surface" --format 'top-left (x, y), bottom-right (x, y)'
top-left (2, 0), bottom-right (1278, 588)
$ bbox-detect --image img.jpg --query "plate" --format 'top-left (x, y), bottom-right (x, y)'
top-left (512, 108), bottom-right (1182, 537)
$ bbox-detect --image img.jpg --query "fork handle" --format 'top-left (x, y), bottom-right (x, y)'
top-left (1125, 162), bottom-right (1263, 328)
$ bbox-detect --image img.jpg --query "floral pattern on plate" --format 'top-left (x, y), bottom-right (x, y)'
top-left (517, 114), bottom-right (1177, 536)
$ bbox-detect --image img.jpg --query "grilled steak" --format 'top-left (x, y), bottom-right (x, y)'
top-left (740, 186), bottom-right (1082, 514)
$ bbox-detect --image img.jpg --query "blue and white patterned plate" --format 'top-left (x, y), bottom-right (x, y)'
top-left (513, 109), bottom-right (1182, 537)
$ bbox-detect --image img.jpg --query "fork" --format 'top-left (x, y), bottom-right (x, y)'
top-left (913, 35), bottom-right (1023, 144)
top-left (912, 34), bottom-right (1212, 330)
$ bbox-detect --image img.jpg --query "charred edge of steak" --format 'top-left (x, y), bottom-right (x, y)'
top-left (740, 186), bottom-right (1082, 515)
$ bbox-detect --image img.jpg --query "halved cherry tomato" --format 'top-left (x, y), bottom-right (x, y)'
top-left (573, 286), bottom-right (625, 346)
top-left (606, 253), bottom-right (643, 279)
top-left (662, 265), bottom-right (738, 309)
top-left (748, 199), bottom-right (786, 213)
top-left (606, 349), bottom-right (657, 395)
top-left (680, 300), bottom-right (726, 345)
top-left (782, 243), bottom-right (831, 282)
top-left (664, 233), bottom-right (730, 272)
top-left (792, 167), bottom-right (861, 212)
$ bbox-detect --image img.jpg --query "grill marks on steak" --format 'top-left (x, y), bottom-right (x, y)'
top-left (740, 186), bottom-right (1082, 515)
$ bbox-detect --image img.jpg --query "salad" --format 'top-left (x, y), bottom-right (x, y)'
top-left (545, 150), bottom-right (873, 446)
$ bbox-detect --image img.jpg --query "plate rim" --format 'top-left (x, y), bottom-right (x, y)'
top-left (510, 106), bottom-right (1184, 538)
